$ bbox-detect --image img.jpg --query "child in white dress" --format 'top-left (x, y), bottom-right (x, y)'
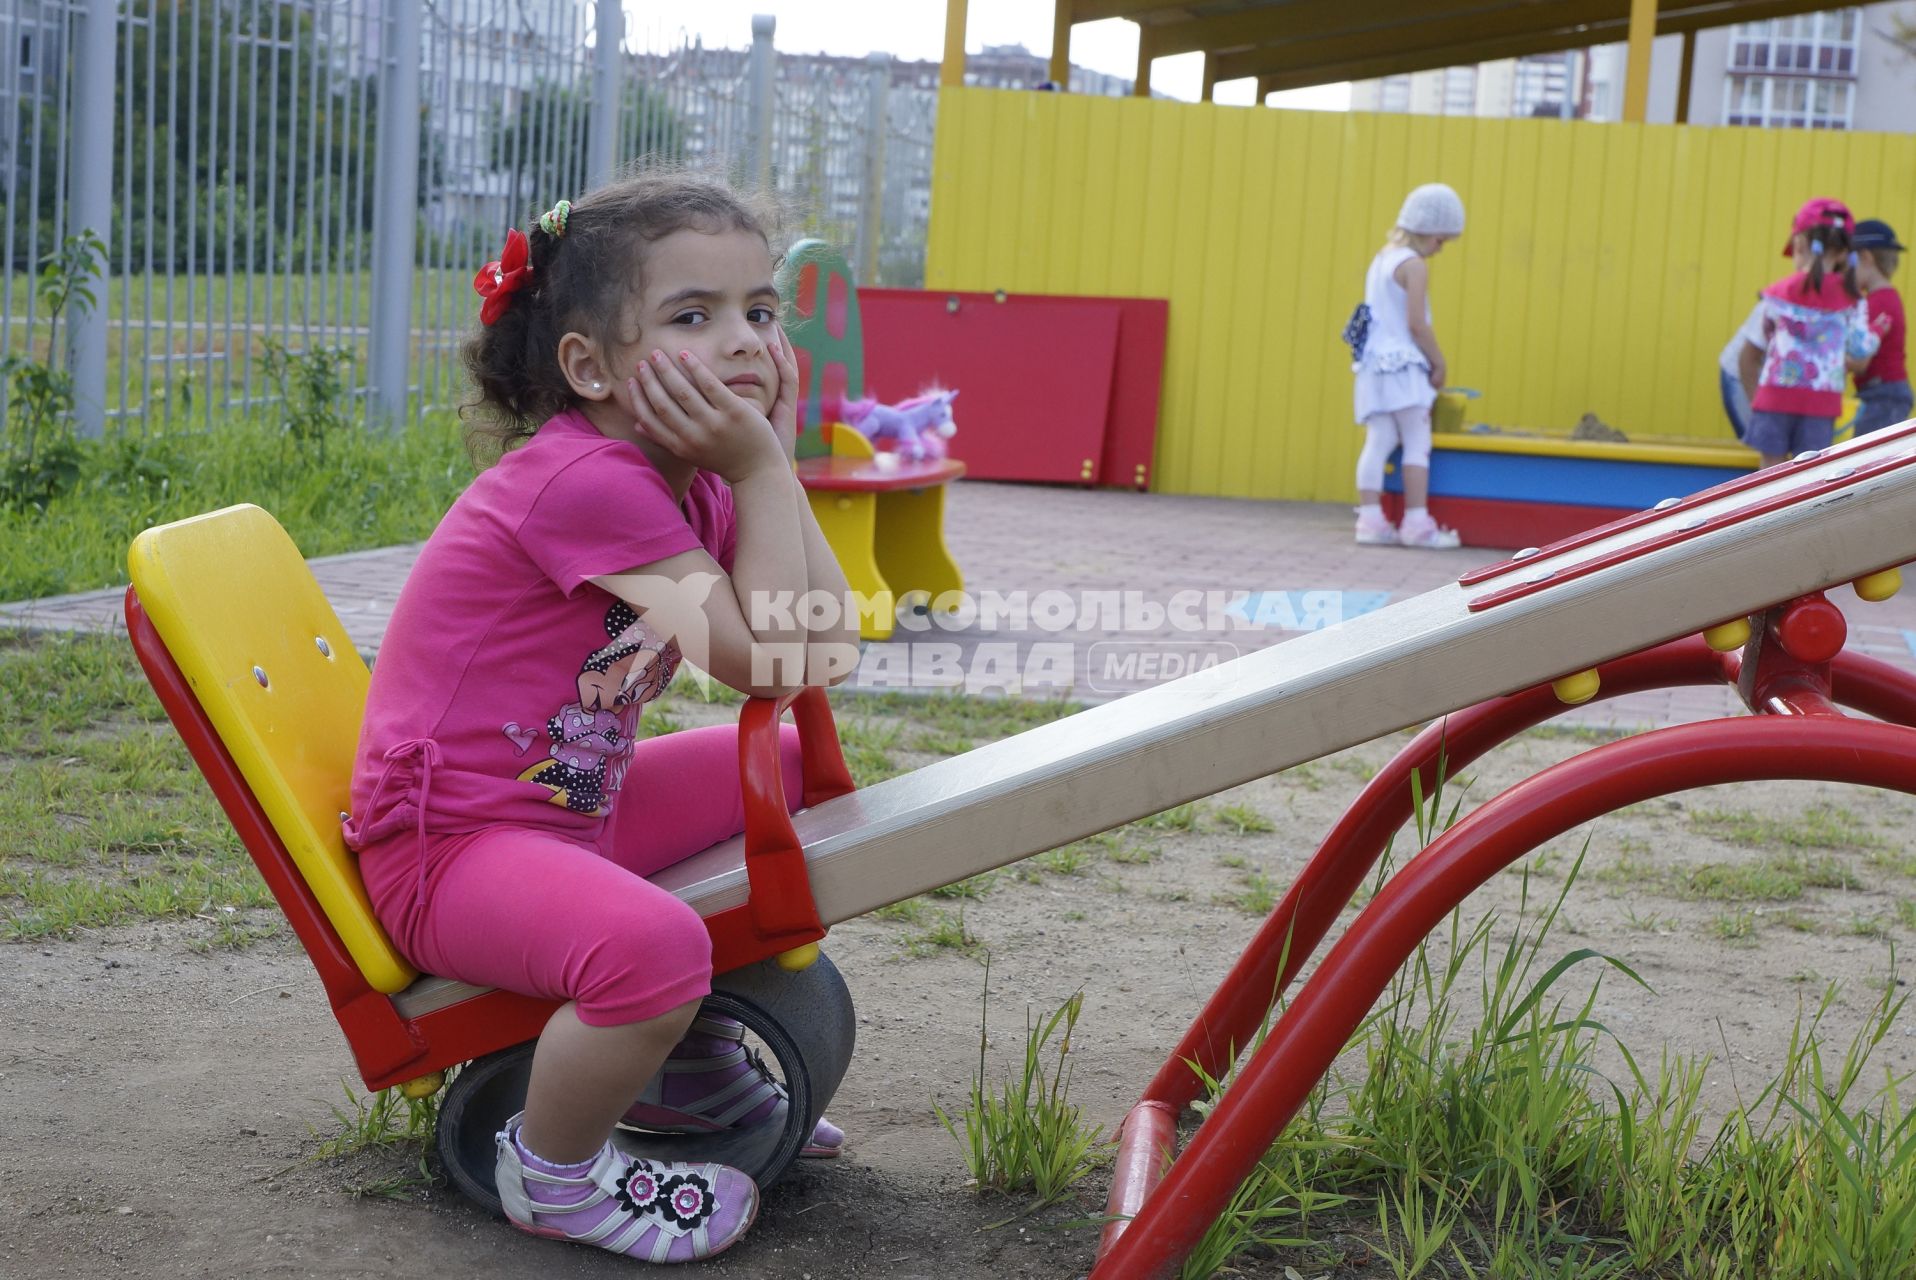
top-left (1350, 183), bottom-right (1465, 549)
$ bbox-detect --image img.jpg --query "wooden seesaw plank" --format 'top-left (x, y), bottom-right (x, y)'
top-left (649, 425), bottom-right (1916, 928)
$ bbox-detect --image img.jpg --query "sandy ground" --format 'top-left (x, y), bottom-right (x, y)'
top-left (4, 713), bottom-right (1915, 1279)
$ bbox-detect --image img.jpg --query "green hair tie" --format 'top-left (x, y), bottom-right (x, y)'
top-left (537, 199), bottom-right (571, 240)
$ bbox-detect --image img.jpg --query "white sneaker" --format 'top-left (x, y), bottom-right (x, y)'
top-left (1354, 511), bottom-right (1399, 546)
top-left (1397, 515), bottom-right (1462, 549)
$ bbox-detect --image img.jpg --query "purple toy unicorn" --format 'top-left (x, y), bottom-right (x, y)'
top-left (825, 388), bottom-right (959, 463)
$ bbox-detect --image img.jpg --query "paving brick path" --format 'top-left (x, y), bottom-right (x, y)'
top-left (7, 482), bottom-right (1912, 732)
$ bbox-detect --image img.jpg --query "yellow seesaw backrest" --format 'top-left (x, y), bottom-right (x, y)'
top-left (128, 504), bottom-right (417, 994)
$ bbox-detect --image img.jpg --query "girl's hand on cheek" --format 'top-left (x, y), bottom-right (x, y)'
top-left (768, 326), bottom-right (800, 463)
top-left (640, 348), bottom-right (784, 483)
top-left (621, 370), bottom-right (680, 455)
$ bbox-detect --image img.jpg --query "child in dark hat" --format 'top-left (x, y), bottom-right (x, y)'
top-left (1849, 219), bottom-right (1910, 436)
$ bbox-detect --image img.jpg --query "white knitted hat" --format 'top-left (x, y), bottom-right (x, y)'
top-left (1397, 183), bottom-right (1466, 237)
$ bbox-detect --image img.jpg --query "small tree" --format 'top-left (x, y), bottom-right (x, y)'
top-left (0, 231), bottom-right (107, 510)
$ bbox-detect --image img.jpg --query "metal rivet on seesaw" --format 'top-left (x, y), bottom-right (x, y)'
top-left (1526, 568), bottom-right (1555, 584)
top-left (1824, 467), bottom-right (1856, 481)
top-left (1680, 517), bottom-right (1708, 531)
top-left (253, 666), bottom-right (269, 688)
top-left (315, 636), bottom-right (332, 658)
top-left (1702, 618), bottom-right (1751, 652)
top-left (1793, 449), bottom-right (1825, 462)
top-left (1512, 546), bottom-right (1541, 560)
top-left (1553, 669), bottom-right (1600, 705)
top-left (1653, 497), bottom-right (1682, 511)
top-left (1855, 567), bottom-right (1903, 603)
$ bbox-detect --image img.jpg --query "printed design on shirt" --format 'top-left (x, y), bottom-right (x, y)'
top-left (511, 600), bottom-right (681, 815)
top-left (1762, 302), bottom-right (1855, 397)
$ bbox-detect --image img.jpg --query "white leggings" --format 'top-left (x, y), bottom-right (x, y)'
top-left (1356, 405), bottom-right (1434, 493)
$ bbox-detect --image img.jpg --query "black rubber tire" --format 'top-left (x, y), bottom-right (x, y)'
top-left (433, 951), bottom-right (855, 1218)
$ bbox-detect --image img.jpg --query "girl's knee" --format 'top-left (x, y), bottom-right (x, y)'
top-left (575, 897), bottom-right (714, 1025)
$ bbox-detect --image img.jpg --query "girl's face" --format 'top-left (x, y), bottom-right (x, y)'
top-left (1419, 233), bottom-right (1455, 258)
top-left (621, 227), bottom-right (780, 416)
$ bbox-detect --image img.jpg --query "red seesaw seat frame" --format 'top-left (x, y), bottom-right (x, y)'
top-left (125, 586), bottom-right (854, 1094)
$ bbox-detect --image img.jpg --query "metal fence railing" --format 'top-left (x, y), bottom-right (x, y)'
top-left (0, 0), bottom-right (938, 436)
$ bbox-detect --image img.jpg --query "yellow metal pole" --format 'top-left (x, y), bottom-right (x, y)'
top-left (1675, 29), bottom-right (1695, 124)
top-left (942, 0), bottom-right (968, 89)
top-left (1623, 0), bottom-right (1656, 123)
top-left (1133, 29), bottom-right (1153, 97)
top-left (1201, 52), bottom-right (1217, 102)
top-left (1050, 0), bottom-right (1072, 87)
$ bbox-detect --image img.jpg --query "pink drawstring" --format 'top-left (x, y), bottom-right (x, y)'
top-left (358, 737), bottom-right (443, 912)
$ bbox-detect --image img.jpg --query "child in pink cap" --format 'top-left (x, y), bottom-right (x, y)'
top-left (346, 173), bottom-right (860, 1265)
top-left (1744, 197), bottom-right (1880, 467)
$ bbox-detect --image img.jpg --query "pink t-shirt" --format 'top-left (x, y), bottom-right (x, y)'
top-left (344, 409), bottom-right (736, 850)
top-left (1752, 271), bottom-right (1877, 418)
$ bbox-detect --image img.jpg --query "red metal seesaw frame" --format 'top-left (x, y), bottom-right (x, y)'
top-left (1093, 583), bottom-right (1916, 1278)
top-left (125, 587), bottom-right (853, 1093)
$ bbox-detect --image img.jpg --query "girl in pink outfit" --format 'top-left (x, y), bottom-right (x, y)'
top-left (344, 173), bottom-right (860, 1265)
top-left (1350, 183), bottom-right (1466, 550)
top-left (1744, 197), bottom-right (1880, 468)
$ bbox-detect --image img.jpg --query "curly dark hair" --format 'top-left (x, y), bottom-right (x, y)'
top-left (461, 166), bottom-right (784, 464)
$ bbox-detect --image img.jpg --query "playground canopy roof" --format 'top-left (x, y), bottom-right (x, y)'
top-left (1070, 0), bottom-right (1866, 97)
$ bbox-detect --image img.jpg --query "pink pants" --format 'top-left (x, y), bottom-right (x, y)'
top-left (359, 724), bottom-right (804, 1027)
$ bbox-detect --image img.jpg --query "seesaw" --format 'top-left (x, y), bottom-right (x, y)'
top-left (126, 420), bottom-right (1916, 1276)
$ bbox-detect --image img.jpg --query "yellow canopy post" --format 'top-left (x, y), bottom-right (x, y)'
top-left (1675, 29), bottom-right (1697, 123)
top-left (1134, 29), bottom-right (1153, 96)
top-left (942, 0), bottom-right (968, 89)
top-left (1623, 0), bottom-right (1657, 123)
top-left (1051, 0), bottom-right (1073, 86)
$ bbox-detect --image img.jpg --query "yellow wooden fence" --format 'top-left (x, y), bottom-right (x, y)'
top-left (925, 86), bottom-right (1916, 502)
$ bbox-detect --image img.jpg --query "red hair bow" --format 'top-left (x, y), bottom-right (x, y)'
top-left (474, 227), bottom-right (533, 326)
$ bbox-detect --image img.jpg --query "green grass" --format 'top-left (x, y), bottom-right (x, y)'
top-left (1211, 803), bottom-right (1274, 835)
top-left (1182, 859), bottom-right (1916, 1279)
top-left (903, 908), bottom-right (980, 958)
top-left (1691, 803), bottom-right (1888, 852)
top-left (1681, 853), bottom-right (1863, 902)
top-left (828, 689), bottom-right (1080, 747)
top-left (934, 965), bottom-right (1106, 1213)
top-left (1709, 908), bottom-right (1759, 943)
top-left (1229, 871), bottom-right (1282, 916)
top-left (0, 412), bottom-right (472, 601)
top-left (928, 872), bottom-right (997, 900)
top-left (0, 631), bottom-right (273, 940)
top-left (1131, 801), bottom-right (1201, 833)
top-left (836, 717), bottom-right (907, 786)
top-left (1035, 843), bottom-right (1097, 876)
top-left (5, 266), bottom-right (475, 421)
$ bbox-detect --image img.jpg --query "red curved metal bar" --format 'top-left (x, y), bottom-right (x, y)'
top-left (1831, 650), bottom-right (1916, 727)
top-left (1094, 717), bottom-right (1916, 1278)
top-left (1137, 639), bottom-right (1723, 1116)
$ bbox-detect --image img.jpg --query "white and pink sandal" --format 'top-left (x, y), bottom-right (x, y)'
top-left (622, 1013), bottom-right (845, 1159)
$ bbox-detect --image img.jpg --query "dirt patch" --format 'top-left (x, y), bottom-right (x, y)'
top-left (4, 717), bottom-right (1915, 1278)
